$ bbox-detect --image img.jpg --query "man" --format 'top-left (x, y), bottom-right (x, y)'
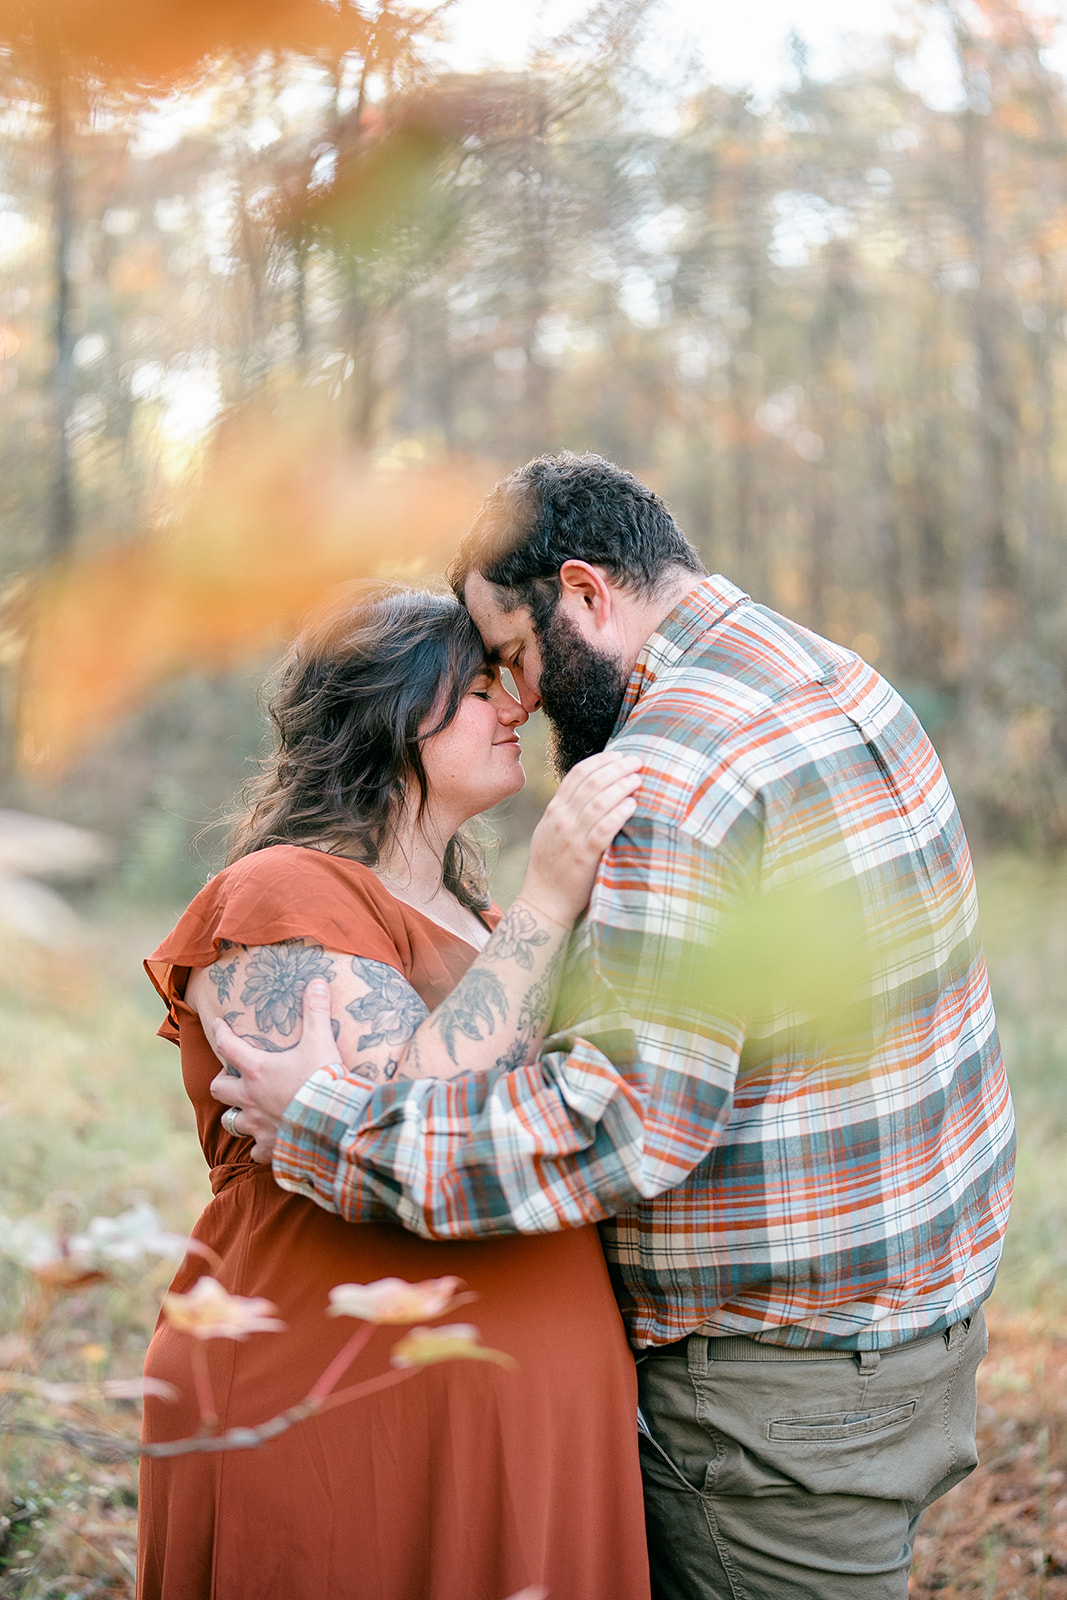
top-left (214, 452), bottom-right (1015, 1598)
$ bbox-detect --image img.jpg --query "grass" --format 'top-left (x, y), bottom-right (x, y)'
top-left (0, 854), bottom-right (1063, 1597)
top-left (909, 855), bottom-right (1067, 1598)
top-left (0, 904), bottom-right (206, 1598)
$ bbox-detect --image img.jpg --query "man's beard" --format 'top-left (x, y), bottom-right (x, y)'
top-left (537, 607), bottom-right (631, 775)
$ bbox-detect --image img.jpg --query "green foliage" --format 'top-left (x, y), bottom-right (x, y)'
top-left (111, 798), bottom-right (210, 908)
top-left (0, 894), bottom-right (204, 1216)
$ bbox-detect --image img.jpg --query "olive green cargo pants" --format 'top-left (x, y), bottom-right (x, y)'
top-left (637, 1307), bottom-right (986, 1600)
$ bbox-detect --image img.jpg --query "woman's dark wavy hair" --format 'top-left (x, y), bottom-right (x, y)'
top-left (449, 450), bottom-right (705, 633)
top-left (227, 583), bottom-right (491, 911)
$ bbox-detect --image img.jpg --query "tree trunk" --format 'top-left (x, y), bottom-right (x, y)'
top-left (46, 70), bottom-right (75, 561)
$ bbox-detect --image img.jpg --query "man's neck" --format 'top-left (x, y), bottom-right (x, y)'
top-left (616, 568), bottom-right (706, 678)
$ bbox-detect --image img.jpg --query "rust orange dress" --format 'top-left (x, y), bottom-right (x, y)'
top-left (138, 845), bottom-right (650, 1600)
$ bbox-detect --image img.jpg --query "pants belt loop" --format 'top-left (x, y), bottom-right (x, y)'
top-left (687, 1333), bottom-right (710, 1378)
top-left (855, 1349), bottom-right (880, 1373)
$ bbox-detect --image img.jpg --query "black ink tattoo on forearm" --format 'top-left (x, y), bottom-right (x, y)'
top-left (493, 1037), bottom-right (531, 1073)
top-left (484, 904), bottom-right (551, 970)
top-left (239, 942), bottom-right (336, 1037)
top-left (431, 970), bottom-right (509, 1062)
top-left (517, 941), bottom-right (567, 1036)
top-left (492, 944), bottom-right (568, 1072)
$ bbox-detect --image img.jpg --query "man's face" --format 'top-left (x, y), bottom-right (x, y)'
top-left (462, 571), bottom-right (544, 714)
top-left (463, 570), bottom-right (630, 774)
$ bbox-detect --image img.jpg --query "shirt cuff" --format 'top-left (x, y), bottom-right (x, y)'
top-left (272, 1067), bottom-right (374, 1214)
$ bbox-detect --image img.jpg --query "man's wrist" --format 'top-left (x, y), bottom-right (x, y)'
top-left (272, 1066), bottom-right (372, 1211)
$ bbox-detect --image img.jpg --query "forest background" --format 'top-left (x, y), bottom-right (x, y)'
top-left (0, 0), bottom-right (1066, 1594)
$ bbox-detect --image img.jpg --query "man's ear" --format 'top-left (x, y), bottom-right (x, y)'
top-left (557, 561), bottom-right (615, 630)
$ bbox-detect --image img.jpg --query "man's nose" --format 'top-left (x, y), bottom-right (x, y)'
top-left (512, 673), bottom-right (541, 715)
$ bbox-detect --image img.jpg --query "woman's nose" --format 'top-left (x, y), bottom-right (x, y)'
top-left (498, 691), bottom-right (529, 727)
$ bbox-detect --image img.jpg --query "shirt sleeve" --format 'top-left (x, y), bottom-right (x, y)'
top-left (272, 801), bottom-right (762, 1237)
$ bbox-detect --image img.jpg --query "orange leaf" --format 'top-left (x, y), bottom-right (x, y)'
top-left (0, 0), bottom-right (370, 89)
top-left (18, 411), bottom-right (498, 775)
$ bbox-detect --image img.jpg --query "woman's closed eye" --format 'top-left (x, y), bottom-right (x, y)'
top-left (471, 666), bottom-right (506, 701)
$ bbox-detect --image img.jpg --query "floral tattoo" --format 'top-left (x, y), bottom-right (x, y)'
top-left (346, 959), bottom-right (429, 1049)
top-left (488, 905), bottom-right (551, 970)
top-left (209, 955), bottom-right (240, 1005)
top-left (239, 942), bottom-right (336, 1037)
top-left (517, 942), bottom-right (567, 1036)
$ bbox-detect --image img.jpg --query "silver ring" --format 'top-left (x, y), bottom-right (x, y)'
top-left (221, 1106), bottom-right (241, 1137)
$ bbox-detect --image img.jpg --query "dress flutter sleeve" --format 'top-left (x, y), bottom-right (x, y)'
top-left (144, 845), bottom-right (419, 1042)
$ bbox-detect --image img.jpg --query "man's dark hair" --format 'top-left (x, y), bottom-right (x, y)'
top-left (449, 451), bottom-right (705, 631)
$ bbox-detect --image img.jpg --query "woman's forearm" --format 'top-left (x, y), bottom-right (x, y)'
top-left (203, 754), bottom-right (640, 1101)
top-left (395, 751), bottom-right (642, 1081)
top-left (397, 899), bottom-right (570, 1080)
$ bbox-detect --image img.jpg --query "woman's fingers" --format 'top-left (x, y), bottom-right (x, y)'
top-left (557, 750), bottom-right (641, 800)
top-left (551, 755), bottom-right (641, 816)
top-left (578, 768), bottom-right (642, 823)
top-left (585, 793), bottom-right (638, 849)
top-left (549, 753), bottom-right (641, 838)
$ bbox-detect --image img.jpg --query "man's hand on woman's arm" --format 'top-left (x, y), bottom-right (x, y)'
top-left (206, 751), bottom-right (640, 1165)
top-left (209, 978), bottom-right (349, 1163)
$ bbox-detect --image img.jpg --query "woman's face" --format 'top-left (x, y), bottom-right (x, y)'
top-left (419, 664), bottom-right (528, 824)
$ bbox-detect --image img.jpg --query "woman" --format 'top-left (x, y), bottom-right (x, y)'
top-left (139, 583), bottom-right (649, 1600)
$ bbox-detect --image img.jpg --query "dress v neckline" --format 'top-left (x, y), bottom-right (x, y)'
top-left (386, 889), bottom-right (494, 953)
top-left (363, 867), bottom-right (496, 953)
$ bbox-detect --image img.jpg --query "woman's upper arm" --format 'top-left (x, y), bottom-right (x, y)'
top-left (186, 939), bottom-right (430, 1085)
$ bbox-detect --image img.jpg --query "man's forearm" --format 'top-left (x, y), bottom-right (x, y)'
top-left (273, 1049), bottom-right (645, 1237)
top-left (272, 819), bottom-right (746, 1238)
top-left (272, 1001), bottom-right (734, 1239)
top-left (272, 1067), bottom-right (376, 1216)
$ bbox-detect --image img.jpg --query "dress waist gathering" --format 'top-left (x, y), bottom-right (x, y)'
top-left (208, 1159), bottom-right (277, 1197)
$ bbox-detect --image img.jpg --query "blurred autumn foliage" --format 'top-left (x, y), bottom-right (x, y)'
top-left (0, 0), bottom-right (369, 86)
top-left (17, 421), bottom-right (495, 773)
top-left (1, 0), bottom-right (1066, 858)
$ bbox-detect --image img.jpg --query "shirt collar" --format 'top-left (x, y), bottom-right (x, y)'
top-left (614, 574), bottom-right (750, 732)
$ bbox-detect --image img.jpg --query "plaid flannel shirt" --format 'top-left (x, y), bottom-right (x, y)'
top-left (275, 576), bottom-right (1015, 1350)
